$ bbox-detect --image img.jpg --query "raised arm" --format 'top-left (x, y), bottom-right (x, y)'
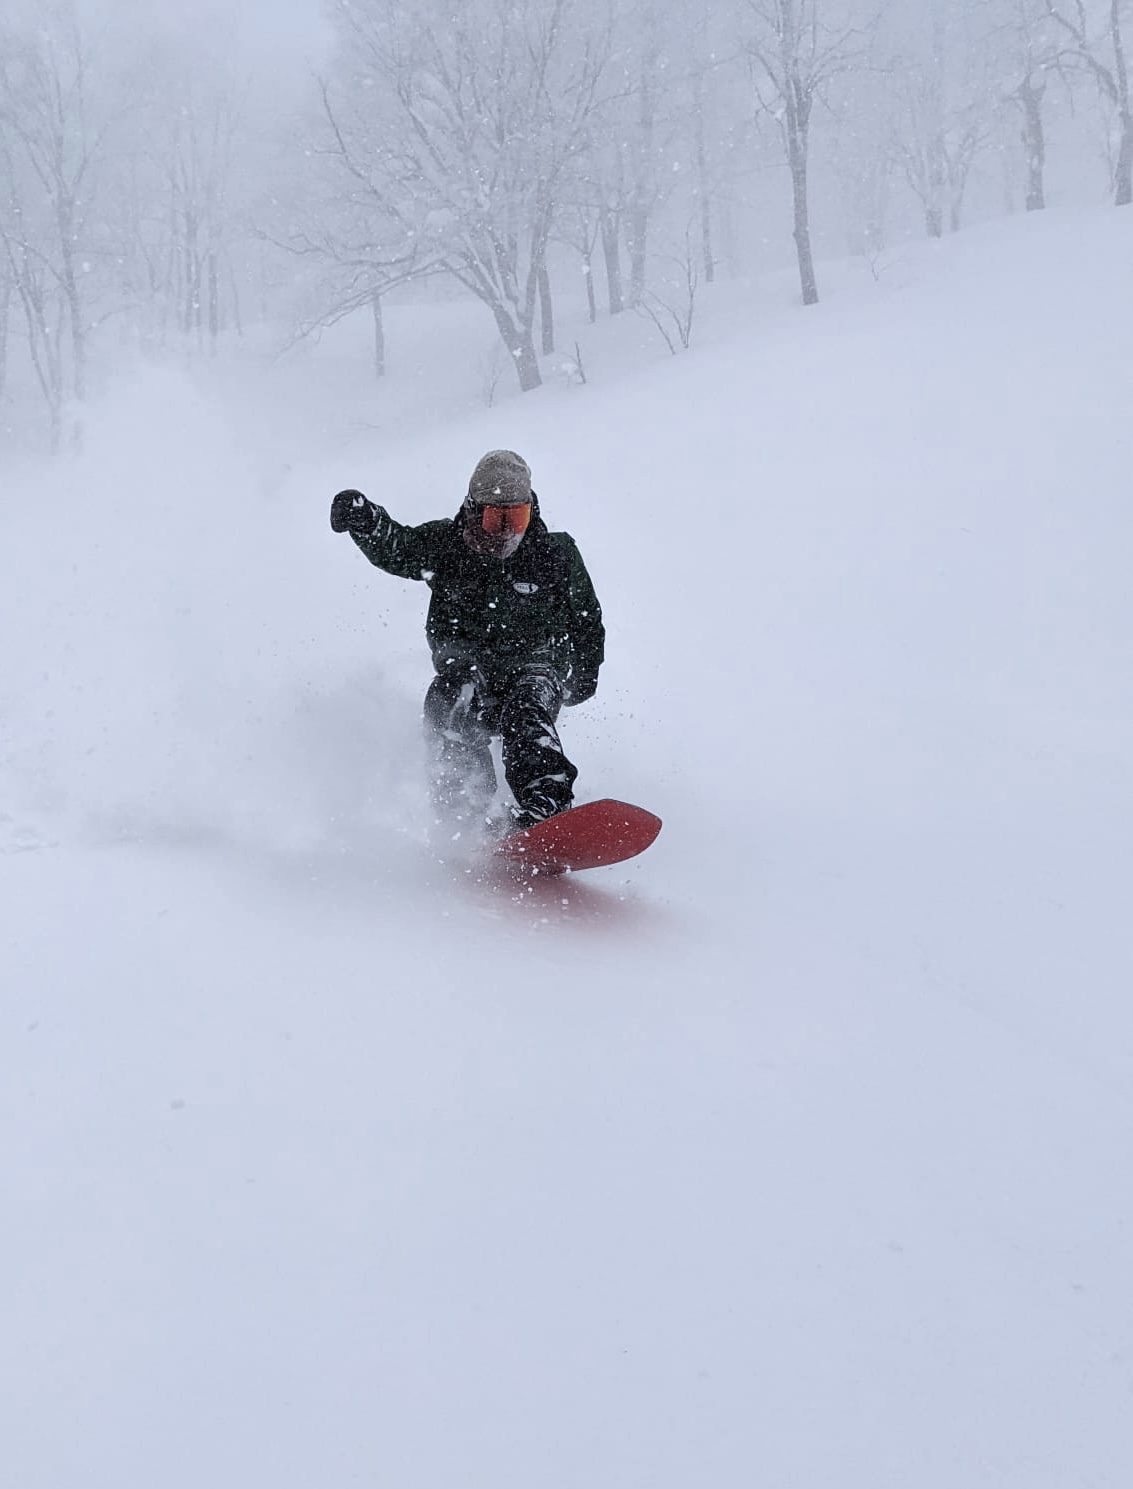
top-left (329, 489), bottom-right (448, 580)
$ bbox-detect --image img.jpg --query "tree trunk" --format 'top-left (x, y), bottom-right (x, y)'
top-left (1115, 113), bottom-right (1133, 205)
top-left (948, 147), bottom-right (970, 234)
top-left (512, 334), bottom-right (541, 391)
top-left (538, 264), bottom-right (554, 354)
top-left (693, 73), bottom-right (715, 284)
top-left (229, 262), bottom-right (244, 339)
top-left (599, 206), bottom-right (624, 315)
top-left (28, 306), bottom-right (63, 449)
top-left (626, 206), bottom-right (649, 306)
top-left (926, 136), bottom-right (946, 238)
top-left (371, 290), bottom-right (385, 379)
top-left (183, 237), bottom-right (196, 336)
top-left (14, 263), bottom-right (65, 448)
top-left (583, 250), bottom-right (597, 323)
top-left (699, 183), bottom-right (716, 287)
top-left (790, 165), bottom-right (818, 303)
top-left (1018, 76), bottom-right (1047, 211)
top-left (785, 94), bottom-right (818, 305)
top-left (1111, 0), bottom-right (1132, 204)
top-left (56, 199), bottom-right (86, 401)
top-left (719, 195), bottom-right (739, 278)
top-left (184, 212), bottom-right (203, 343)
top-left (627, 52), bottom-right (657, 308)
top-left (489, 300), bottom-right (542, 391)
top-left (62, 268), bottom-right (86, 400)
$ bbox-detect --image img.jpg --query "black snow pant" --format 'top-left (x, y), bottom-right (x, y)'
top-left (423, 663), bottom-right (577, 821)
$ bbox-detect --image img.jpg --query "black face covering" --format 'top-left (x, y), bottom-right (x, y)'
top-left (461, 499), bottom-right (531, 560)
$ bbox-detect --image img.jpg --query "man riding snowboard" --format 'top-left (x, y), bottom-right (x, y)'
top-left (330, 450), bottom-right (605, 831)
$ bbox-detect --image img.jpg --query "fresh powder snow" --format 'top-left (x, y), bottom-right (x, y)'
top-left (2, 208), bottom-right (1132, 1488)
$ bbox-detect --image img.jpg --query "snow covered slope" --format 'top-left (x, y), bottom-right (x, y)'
top-left (3, 208), bottom-right (1132, 1488)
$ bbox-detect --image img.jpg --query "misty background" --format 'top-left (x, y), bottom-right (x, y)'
top-left (4, 4), bottom-right (1133, 1487)
top-left (0, 0), bottom-right (1128, 451)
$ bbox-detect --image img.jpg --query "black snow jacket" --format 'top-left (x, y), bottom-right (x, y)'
top-left (350, 494), bottom-right (605, 702)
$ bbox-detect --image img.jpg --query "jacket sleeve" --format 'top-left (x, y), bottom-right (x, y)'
top-left (351, 508), bottom-right (450, 580)
top-left (562, 537), bottom-right (605, 701)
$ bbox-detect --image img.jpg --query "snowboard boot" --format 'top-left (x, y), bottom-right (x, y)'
top-left (508, 782), bottom-right (571, 834)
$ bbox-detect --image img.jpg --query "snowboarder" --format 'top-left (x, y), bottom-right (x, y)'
top-left (329, 449), bottom-right (605, 831)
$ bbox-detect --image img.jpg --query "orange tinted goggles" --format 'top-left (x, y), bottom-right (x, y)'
top-left (477, 502), bottom-right (532, 536)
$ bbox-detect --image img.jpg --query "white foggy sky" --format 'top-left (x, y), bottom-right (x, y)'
top-left (78, 0), bottom-right (331, 72)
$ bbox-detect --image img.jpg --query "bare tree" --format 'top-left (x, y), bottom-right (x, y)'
top-left (745, 0), bottom-right (873, 305)
top-left (634, 230), bottom-right (700, 353)
top-left (891, 57), bottom-right (948, 235)
top-left (161, 79), bottom-right (245, 351)
top-left (322, 0), bottom-right (612, 392)
top-left (971, 0), bottom-right (1064, 211)
top-left (621, 15), bottom-right (669, 307)
top-left (579, 138), bottom-right (628, 315)
top-left (566, 1), bottom-right (682, 315)
top-left (554, 194), bottom-right (602, 321)
top-left (260, 74), bottom-right (437, 373)
top-left (1009, 1), bottom-right (1059, 208)
top-left (675, 6), bottom-right (751, 287)
top-left (90, 22), bottom-right (282, 359)
top-left (598, 189), bottom-right (626, 313)
top-left (1016, 68), bottom-right (1051, 209)
top-left (1044, 0), bottom-right (1133, 203)
top-left (0, 177), bottom-right (68, 447)
top-left (0, 3), bottom-right (105, 434)
top-left (889, 0), bottom-right (997, 237)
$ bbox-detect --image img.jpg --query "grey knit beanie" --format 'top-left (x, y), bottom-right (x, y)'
top-left (467, 449), bottom-right (532, 506)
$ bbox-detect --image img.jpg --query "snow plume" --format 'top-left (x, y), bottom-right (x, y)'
top-left (0, 364), bottom-right (425, 856)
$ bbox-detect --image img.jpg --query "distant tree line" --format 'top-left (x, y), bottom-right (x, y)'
top-left (0, 0), bottom-right (1130, 443)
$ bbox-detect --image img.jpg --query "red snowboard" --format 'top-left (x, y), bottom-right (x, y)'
top-left (495, 798), bottom-right (662, 876)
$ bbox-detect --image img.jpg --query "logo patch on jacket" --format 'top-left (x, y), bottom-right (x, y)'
top-left (512, 581), bottom-right (539, 596)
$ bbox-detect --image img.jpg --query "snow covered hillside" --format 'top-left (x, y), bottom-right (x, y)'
top-left (3, 208), bottom-right (1132, 1488)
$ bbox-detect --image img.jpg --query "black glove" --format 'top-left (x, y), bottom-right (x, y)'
top-left (330, 488), bottom-right (378, 536)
